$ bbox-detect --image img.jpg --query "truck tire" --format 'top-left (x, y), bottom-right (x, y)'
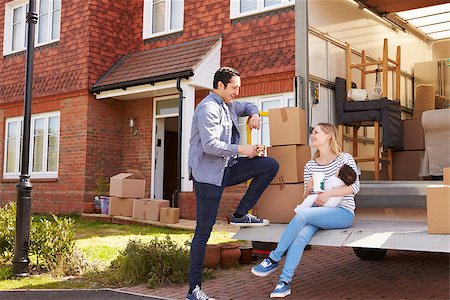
top-left (352, 247), bottom-right (387, 260)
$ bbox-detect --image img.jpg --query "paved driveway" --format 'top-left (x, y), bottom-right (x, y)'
top-left (126, 246), bottom-right (449, 300)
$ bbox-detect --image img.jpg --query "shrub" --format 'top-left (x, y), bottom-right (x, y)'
top-left (29, 214), bottom-right (75, 268)
top-left (0, 202), bottom-right (19, 260)
top-left (108, 236), bottom-right (213, 288)
top-left (0, 202), bottom-right (88, 276)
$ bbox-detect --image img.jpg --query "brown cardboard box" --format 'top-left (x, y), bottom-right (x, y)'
top-left (402, 119), bottom-right (425, 151)
top-left (133, 198), bottom-right (169, 221)
top-left (160, 207), bottom-right (180, 224)
top-left (426, 185), bottom-right (450, 234)
top-left (444, 167), bottom-right (450, 185)
top-left (269, 107), bottom-right (308, 146)
top-left (109, 197), bottom-right (134, 217)
top-left (109, 169), bottom-right (146, 198)
top-left (254, 184), bottom-right (303, 224)
top-left (268, 145), bottom-right (311, 184)
top-left (383, 150), bottom-right (425, 181)
top-left (414, 84), bottom-right (435, 119)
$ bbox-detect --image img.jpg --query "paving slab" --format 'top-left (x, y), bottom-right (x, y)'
top-left (125, 246), bottom-right (450, 300)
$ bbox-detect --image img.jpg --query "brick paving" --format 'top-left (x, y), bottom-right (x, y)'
top-left (124, 246), bottom-right (450, 300)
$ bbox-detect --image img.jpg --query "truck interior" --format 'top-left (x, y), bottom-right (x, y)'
top-left (234, 0), bottom-right (450, 259)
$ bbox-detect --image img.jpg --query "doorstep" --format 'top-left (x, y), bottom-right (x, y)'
top-left (81, 213), bottom-right (239, 233)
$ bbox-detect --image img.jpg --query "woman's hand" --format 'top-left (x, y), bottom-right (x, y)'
top-left (304, 178), bottom-right (314, 199)
top-left (313, 191), bottom-right (331, 207)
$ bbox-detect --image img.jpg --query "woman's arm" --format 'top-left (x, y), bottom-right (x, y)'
top-left (303, 164), bottom-right (313, 199)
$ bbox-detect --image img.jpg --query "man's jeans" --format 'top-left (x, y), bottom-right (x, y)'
top-left (269, 206), bottom-right (354, 284)
top-left (189, 156), bottom-right (279, 288)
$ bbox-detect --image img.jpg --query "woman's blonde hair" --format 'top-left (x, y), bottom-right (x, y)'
top-left (312, 123), bottom-right (342, 159)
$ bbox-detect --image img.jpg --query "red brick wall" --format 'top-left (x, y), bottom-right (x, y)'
top-left (121, 98), bottom-right (154, 197)
top-left (84, 95), bottom-right (124, 199)
top-left (0, 94), bottom-right (90, 213)
top-left (0, 0), bottom-right (296, 216)
top-left (179, 183), bottom-right (248, 221)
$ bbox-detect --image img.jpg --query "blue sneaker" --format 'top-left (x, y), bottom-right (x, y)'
top-left (230, 213), bottom-right (270, 227)
top-left (251, 258), bottom-right (279, 276)
top-left (270, 282), bottom-right (291, 298)
top-left (186, 285), bottom-right (215, 300)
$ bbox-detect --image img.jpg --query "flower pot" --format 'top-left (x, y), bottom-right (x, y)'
top-left (220, 244), bottom-right (240, 268)
top-left (100, 196), bottom-right (110, 215)
top-left (239, 246), bottom-right (253, 264)
top-left (94, 196), bottom-right (102, 213)
top-left (203, 244), bottom-right (221, 269)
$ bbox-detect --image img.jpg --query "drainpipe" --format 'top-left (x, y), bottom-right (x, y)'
top-left (173, 77), bottom-right (184, 208)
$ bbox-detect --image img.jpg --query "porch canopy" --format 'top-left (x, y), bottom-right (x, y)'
top-left (90, 35), bottom-right (221, 99)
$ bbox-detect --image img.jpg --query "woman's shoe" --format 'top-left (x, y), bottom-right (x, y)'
top-left (270, 282), bottom-right (291, 298)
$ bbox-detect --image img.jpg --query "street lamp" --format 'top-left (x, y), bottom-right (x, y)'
top-left (12, 0), bottom-right (37, 277)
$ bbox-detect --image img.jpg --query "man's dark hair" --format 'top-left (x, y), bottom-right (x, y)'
top-left (338, 164), bottom-right (357, 186)
top-left (213, 67), bottom-right (240, 89)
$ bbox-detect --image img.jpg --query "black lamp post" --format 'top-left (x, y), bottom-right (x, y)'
top-left (12, 0), bottom-right (37, 277)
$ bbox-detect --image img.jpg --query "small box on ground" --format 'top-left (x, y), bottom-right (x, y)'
top-left (426, 185), bottom-right (450, 234)
top-left (254, 184), bottom-right (303, 224)
top-left (109, 197), bottom-right (134, 217)
top-left (133, 198), bottom-right (169, 221)
top-left (267, 145), bottom-right (311, 184)
top-left (109, 169), bottom-right (146, 198)
top-left (160, 207), bottom-right (180, 224)
top-left (269, 107), bottom-right (308, 146)
top-left (402, 118), bottom-right (425, 151)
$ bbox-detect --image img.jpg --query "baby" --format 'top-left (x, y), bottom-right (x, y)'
top-left (294, 164), bottom-right (357, 211)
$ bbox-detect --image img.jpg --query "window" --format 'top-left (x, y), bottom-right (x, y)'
top-left (3, 0), bottom-right (61, 55)
top-left (143, 0), bottom-right (184, 39)
top-left (237, 93), bottom-right (295, 146)
top-left (4, 112), bottom-right (60, 179)
top-left (230, 0), bottom-right (294, 19)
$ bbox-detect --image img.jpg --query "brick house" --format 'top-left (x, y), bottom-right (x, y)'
top-left (0, 0), bottom-right (296, 220)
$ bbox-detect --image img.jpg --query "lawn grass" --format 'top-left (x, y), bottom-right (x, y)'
top-left (0, 215), bottom-right (236, 290)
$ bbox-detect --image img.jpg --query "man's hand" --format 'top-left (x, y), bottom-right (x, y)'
top-left (247, 114), bottom-right (260, 130)
top-left (238, 144), bottom-right (256, 158)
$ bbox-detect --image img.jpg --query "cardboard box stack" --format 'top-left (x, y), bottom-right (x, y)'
top-left (108, 170), bottom-right (177, 223)
top-left (254, 107), bottom-right (311, 224)
top-left (426, 167), bottom-right (450, 234)
top-left (382, 118), bottom-right (426, 180)
top-left (109, 170), bottom-right (146, 217)
top-left (133, 198), bottom-right (170, 221)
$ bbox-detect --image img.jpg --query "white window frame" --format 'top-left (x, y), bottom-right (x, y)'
top-left (143, 0), bottom-right (184, 39)
top-left (3, 0), bottom-right (61, 56)
top-left (3, 111), bottom-right (60, 179)
top-left (237, 92), bottom-right (295, 146)
top-left (230, 0), bottom-right (294, 20)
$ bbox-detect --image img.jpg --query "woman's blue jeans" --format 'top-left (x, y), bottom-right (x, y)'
top-left (269, 206), bottom-right (354, 284)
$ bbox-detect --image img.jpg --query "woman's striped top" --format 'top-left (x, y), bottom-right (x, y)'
top-left (303, 152), bottom-right (360, 214)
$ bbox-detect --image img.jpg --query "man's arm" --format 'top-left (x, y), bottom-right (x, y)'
top-left (197, 103), bottom-right (238, 157)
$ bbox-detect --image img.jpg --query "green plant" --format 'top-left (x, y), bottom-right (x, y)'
top-left (29, 214), bottom-right (75, 268)
top-left (95, 177), bottom-right (110, 196)
top-left (0, 202), bottom-right (18, 259)
top-left (0, 202), bottom-right (88, 276)
top-left (108, 236), bottom-right (214, 288)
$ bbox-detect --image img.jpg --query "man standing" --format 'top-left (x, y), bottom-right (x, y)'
top-left (186, 67), bottom-right (279, 300)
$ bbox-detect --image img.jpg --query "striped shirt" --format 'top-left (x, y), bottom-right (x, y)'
top-left (303, 152), bottom-right (360, 214)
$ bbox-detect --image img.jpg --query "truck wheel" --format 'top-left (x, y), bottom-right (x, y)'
top-left (352, 247), bottom-right (387, 260)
